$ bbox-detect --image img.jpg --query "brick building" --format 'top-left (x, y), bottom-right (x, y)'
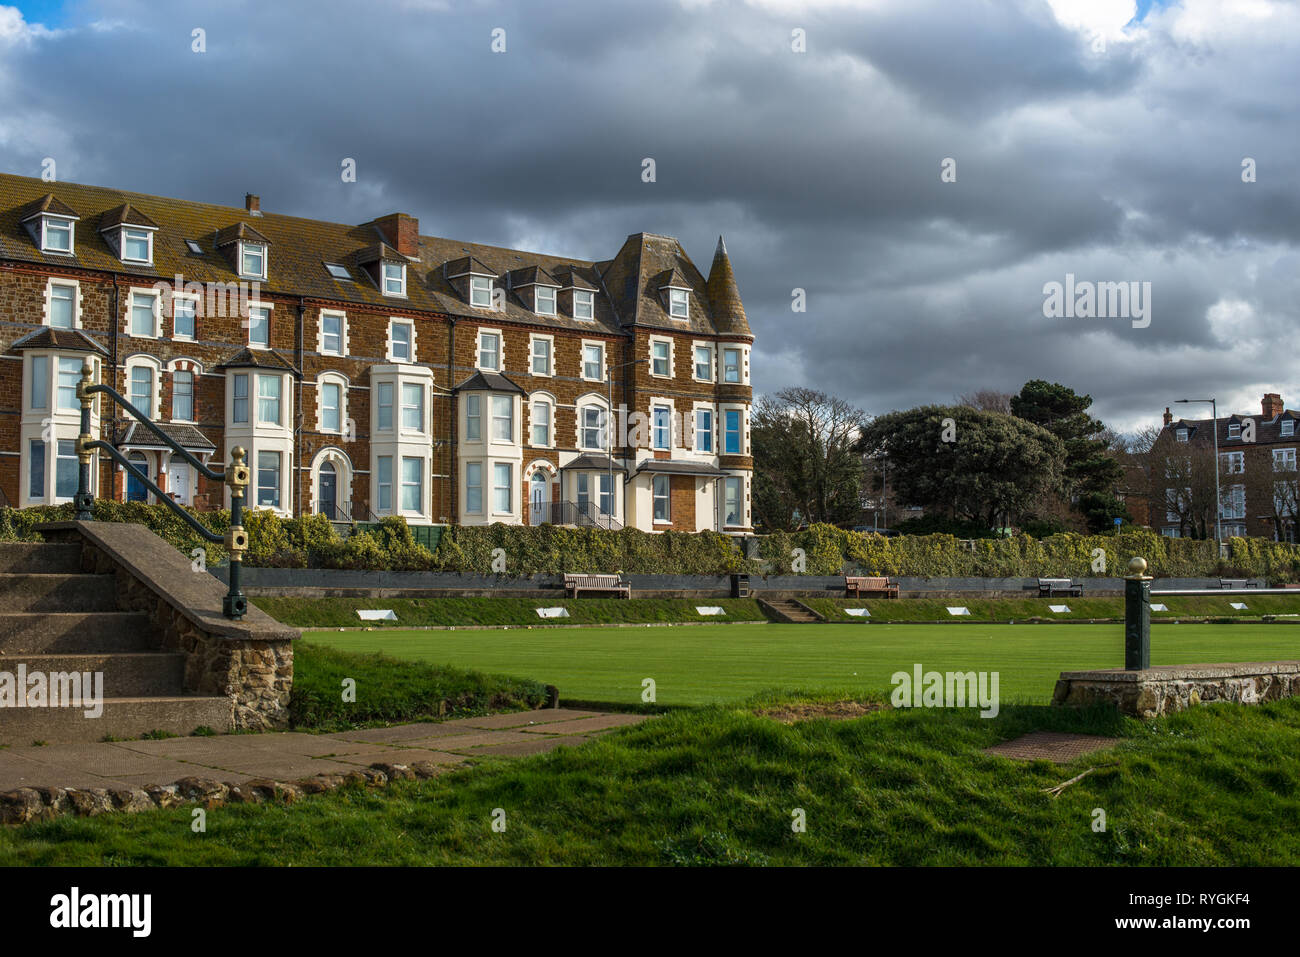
top-left (1156, 393), bottom-right (1299, 540)
top-left (0, 173), bottom-right (754, 534)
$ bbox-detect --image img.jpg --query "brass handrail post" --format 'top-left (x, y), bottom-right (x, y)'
top-left (74, 361), bottom-right (96, 521)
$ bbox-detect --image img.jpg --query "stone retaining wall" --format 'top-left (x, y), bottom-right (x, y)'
top-left (1052, 661), bottom-right (1300, 718)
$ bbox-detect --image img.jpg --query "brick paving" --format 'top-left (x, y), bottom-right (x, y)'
top-left (0, 708), bottom-right (647, 791)
top-left (982, 731), bottom-right (1121, 764)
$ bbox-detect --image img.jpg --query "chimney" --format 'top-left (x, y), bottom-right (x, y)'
top-left (245, 193), bottom-right (261, 215)
top-left (373, 213), bottom-right (419, 258)
top-left (1262, 393), bottom-right (1283, 419)
top-left (1163, 407), bottom-right (1172, 426)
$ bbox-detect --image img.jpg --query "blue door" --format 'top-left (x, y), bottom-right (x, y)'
top-left (126, 453), bottom-right (148, 502)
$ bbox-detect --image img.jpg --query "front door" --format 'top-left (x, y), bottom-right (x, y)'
top-left (529, 471), bottom-right (550, 525)
top-left (319, 462), bottom-right (337, 520)
top-left (170, 461), bottom-right (190, 506)
top-left (126, 453), bottom-right (148, 503)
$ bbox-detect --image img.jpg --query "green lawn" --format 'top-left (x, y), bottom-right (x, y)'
top-left (303, 621), bottom-right (1300, 707)
top-left (5, 696), bottom-right (1299, 865)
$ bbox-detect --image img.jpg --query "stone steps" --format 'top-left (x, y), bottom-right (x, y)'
top-left (0, 612), bottom-right (155, 654)
top-left (0, 695), bottom-right (234, 745)
top-left (0, 652), bottom-right (187, 697)
top-left (0, 573), bottom-right (118, 613)
top-left (0, 540), bottom-right (238, 741)
top-left (0, 542), bottom-right (82, 574)
top-left (761, 598), bottom-right (824, 623)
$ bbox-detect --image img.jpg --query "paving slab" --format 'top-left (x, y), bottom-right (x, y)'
top-left (983, 731), bottom-right (1121, 764)
top-left (0, 710), bottom-right (651, 791)
top-left (518, 714), bottom-right (649, 735)
top-left (453, 709), bottom-right (602, 730)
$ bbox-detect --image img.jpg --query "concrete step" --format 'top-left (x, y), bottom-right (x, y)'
top-left (762, 599), bottom-right (824, 623)
top-left (0, 573), bottom-right (118, 613)
top-left (0, 542), bottom-right (83, 575)
top-left (0, 612), bottom-right (155, 654)
top-left (0, 695), bottom-right (234, 745)
top-left (0, 653), bottom-right (186, 697)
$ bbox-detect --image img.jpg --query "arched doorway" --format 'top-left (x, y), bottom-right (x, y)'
top-left (126, 452), bottom-right (149, 503)
top-left (529, 469), bottom-right (551, 525)
top-left (319, 461), bottom-right (338, 519)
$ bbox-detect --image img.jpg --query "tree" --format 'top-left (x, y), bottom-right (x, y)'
top-left (857, 405), bottom-right (1065, 529)
top-left (1143, 430), bottom-right (1219, 538)
top-left (751, 388), bottom-right (866, 530)
top-left (1010, 380), bottom-right (1128, 532)
top-left (957, 389), bottom-right (1013, 414)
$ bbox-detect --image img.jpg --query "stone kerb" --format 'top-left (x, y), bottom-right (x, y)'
top-left (1052, 661), bottom-right (1300, 718)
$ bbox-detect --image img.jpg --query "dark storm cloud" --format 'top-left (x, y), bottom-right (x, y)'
top-left (1, 0), bottom-right (1297, 432)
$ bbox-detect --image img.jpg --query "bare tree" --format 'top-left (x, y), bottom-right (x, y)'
top-left (957, 389), bottom-right (1013, 414)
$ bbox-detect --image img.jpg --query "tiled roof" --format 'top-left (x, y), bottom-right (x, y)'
top-left (0, 173), bottom-right (745, 341)
top-left (216, 347), bottom-right (296, 371)
top-left (121, 422), bottom-right (217, 452)
top-left (1164, 411), bottom-right (1300, 447)
top-left (98, 203), bottom-right (159, 231)
top-left (17, 193), bottom-right (79, 222)
top-left (9, 326), bottom-right (108, 355)
top-left (562, 454), bottom-right (627, 473)
top-left (453, 370), bottom-right (526, 395)
top-left (355, 242), bottom-right (409, 265)
top-left (507, 265), bottom-right (559, 288)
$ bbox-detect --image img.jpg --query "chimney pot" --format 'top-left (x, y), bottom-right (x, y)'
top-left (1163, 407), bottom-right (1172, 426)
top-left (1263, 393), bottom-right (1283, 419)
top-left (245, 193), bottom-right (260, 214)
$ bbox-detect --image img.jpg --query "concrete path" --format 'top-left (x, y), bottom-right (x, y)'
top-left (0, 709), bottom-right (648, 791)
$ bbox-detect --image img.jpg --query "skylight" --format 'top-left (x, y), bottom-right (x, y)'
top-left (324, 263), bottom-right (353, 281)
top-left (185, 240), bottom-right (203, 254)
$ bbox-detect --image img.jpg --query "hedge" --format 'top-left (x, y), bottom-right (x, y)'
top-left (3, 507), bottom-right (1299, 582)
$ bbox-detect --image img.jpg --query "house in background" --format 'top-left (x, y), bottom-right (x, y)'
top-left (0, 173), bottom-right (754, 534)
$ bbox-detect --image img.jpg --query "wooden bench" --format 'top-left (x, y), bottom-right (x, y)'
top-left (1219, 578), bottom-right (1257, 589)
top-left (845, 576), bottom-right (899, 598)
top-left (563, 573), bottom-right (631, 599)
top-left (1037, 578), bottom-right (1082, 598)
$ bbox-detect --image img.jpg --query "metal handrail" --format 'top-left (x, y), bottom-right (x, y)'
top-left (74, 362), bottom-right (250, 619)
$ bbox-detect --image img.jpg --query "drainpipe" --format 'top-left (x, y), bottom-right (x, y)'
top-left (295, 296), bottom-right (305, 519)
top-left (447, 317), bottom-right (457, 523)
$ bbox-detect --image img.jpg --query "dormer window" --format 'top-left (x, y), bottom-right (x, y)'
top-left (1284, 420), bottom-right (1295, 437)
top-left (1228, 423), bottom-right (1241, 440)
top-left (535, 286), bottom-right (556, 316)
top-left (1176, 428), bottom-right (1189, 442)
top-left (121, 228), bottom-right (153, 264)
top-left (471, 276), bottom-right (493, 308)
top-left (668, 288), bottom-right (689, 319)
top-left (240, 242), bottom-right (267, 280)
top-left (573, 289), bottom-right (594, 320)
top-left (382, 262), bottom-right (406, 297)
top-left (41, 217), bottom-right (75, 254)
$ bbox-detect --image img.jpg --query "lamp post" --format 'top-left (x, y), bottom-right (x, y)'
top-left (1175, 397), bottom-right (1221, 546)
top-left (607, 357), bottom-right (647, 529)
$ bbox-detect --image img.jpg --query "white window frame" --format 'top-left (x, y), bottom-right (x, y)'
top-left (39, 216), bottom-right (76, 255)
top-left (172, 293), bottom-right (198, 341)
top-left (653, 474), bottom-right (671, 524)
top-left (171, 368), bottom-right (196, 423)
top-left (382, 262), bottom-right (407, 297)
top-left (723, 476), bottom-right (744, 528)
top-left (581, 341), bottom-right (605, 382)
top-left (573, 289), bottom-right (595, 321)
top-left (477, 329), bottom-right (502, 372)
top-left (722, 406), bottom-right (746, 455)
top-left (694, 406), bottom-right (714, 453)
top-left (529, 334), bottom-right (553, 376)
top-left (534, 285), bottom-right (557, 316)
top-left (246, 304), bottom-right (272, 350)
top-left (400, 380), bottom-right (427, 435)
top-left (465, 394), bottom-right (482, 441)
top-left (652, 403), bottom-right (672, 451)
top-left (128, 289), bottom-right (161, 339)
top-left (239, 241), bottom-right (267, 280)
top-left (257, 373), bottom-right (284, 427)
top-left (530, 395), bottom-right (553, 448)
top-left (465, 461), bottom-right (484, 514)
top-left (1220, 450), bottom-right (1245, 475)
top-left (128, 363), bottom-right (157, 419)
top-left (1283, 420), bottom-right (1296, 438)
top-left (578, 402), bottom-right (608, 451)
top-left (492, 462), bottom-right (513, 516)
top-left (649, 337), bottom-right (673, 378)
top-left (316, 373), bottom-right (348, 434)
top-left (387, 318), bottom-right (416, 363)
top-left (120, 227), bottom-right (154, 265)
top-left (256, 450), bottom-right (282, 510)
top-left (667, 287), bottom-right (689, 319)
top-left (692, 342), bottom-right (713, 382)
top-left (722, 346), bottom-right (743, 384)
top-left (1176, 428), bottom-right (1189, 442)
top-left (318, 310), bottom-right (348, 356)
top-left (490, 394), bottom-right (514, 443)
top-left (470, 275), bottom-right (493, 308)
top-left (45, 278), bottom-right (81, 330)
top-left (1274, 448), bottom-right (1297, 472)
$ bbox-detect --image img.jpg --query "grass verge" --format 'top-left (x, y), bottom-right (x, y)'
top-left (803, 594), bottom-right (1300, 623)
top-left (255, 596), bottom-right (769, 629)
top-left (4, 694), bottom-right (1298, 865)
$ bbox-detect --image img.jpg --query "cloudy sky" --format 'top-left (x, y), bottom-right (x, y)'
top-left (1, 0), bottom-right (1297, 433)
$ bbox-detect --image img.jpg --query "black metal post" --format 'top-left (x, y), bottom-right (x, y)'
top-left (223, 446), bottom-right (250, 619)
top-left (74, 361), bottom-right (96, 521)
top-left (1124, 556), bottom-right (1151, 670)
